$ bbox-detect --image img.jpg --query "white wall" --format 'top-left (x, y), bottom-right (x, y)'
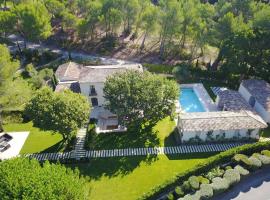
top-left (79, 82), bottom-right (106, 106)
top-left (180, 128), bottom-right (260, 143)
top-left (239, 84), bottom-right (270, 123)
top-left (254, 101), bottom-right (270, 123)
top-left (238, 84), bottom-right (252, 103)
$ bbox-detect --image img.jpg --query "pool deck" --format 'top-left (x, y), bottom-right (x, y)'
top-left (179, 83), bottom-right (217, 113)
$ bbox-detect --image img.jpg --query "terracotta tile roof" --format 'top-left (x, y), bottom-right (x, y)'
top-left (179, 111), bottom-right (267, 132)
top-left (241, 79), bottom-right (270, 112)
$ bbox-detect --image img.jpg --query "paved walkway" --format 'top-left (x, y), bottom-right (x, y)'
top-left (72, 128), bottom-right (87, 160)
top-left (24, 142), bottom-right (248, 161)
top-left (212, 167), bottom-right (270, 200)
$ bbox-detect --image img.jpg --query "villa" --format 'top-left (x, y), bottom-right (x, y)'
top-left (176, 83), bottom-right (268, 143)
top-left (55, 61), bottom-right (143, 133)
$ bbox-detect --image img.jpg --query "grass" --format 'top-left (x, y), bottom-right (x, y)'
top-left (68, 153), bottom-right (216, 200)
top-left (3, 121), bottom-right (64, 154)
top-left (86, 117), bottom-right (176, 150)
top-left (261, 126), bottom-right (270, 138)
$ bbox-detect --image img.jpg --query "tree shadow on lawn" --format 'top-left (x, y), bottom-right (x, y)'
top-left (69, 155), bottom-right (159, 180)
top-left (40, 140), bottom-right (65, 153)
top-left (88, 125), bottom-right (161, 150)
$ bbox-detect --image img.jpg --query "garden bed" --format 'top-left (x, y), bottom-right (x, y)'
top-left (139, 142), bottom-right (270, 200)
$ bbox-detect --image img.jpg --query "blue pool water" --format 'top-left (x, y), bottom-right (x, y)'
top-left (180, 88), bottom-right (205, 112)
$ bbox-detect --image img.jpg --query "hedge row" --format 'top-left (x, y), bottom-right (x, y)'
top-left (2, 110), bottom-right (24, 124)
top-left (139, 142), bottom-right (270, 200)
top-left (143, 63), bottom-right (175, 74)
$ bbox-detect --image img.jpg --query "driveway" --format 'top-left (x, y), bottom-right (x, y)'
top-left (7, 34), bottom-right (133, 66)
top-left (212, 167), bottom-right (270, 200)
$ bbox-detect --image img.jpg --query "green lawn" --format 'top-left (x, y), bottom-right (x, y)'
top-left (3, 122), bottom-right (64, 154)
top-left (86, 117), bottom-right (176, 150)
top-left (68, 153), bottom-right (215, 200)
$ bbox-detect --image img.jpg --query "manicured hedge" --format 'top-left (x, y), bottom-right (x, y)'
top-left (188, 176), bottom-right (200, 190)
top-left (234, 165), bottom-right (249, 176)
top-left (223, 169), bottom-right (241, 186)
top-left (174, 186), bottom-right (184, 198)
top-left (139, 142), bottom-right (270, 200)
top-left (248, 156), bottom-right (262, 170)
top-left (211, 177), bottom-right (229, 194)
top-left (261, 150), bottom-right (270, 157)
top-left (253, 153), bottom-right (270, 165)
top-left (199, 184), bottom-right (213, 200)
top-left (143, 63), bottom-right (175, 74)
top-left (204, 167), bottom-right (224, 181)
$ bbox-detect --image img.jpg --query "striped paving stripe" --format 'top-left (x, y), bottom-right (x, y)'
top-left (24, 142), bottom-right (250, 160)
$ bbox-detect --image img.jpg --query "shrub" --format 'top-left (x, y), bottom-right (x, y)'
top-left (211, 177), bottom-right (229, 194)
top-left (223, 169), bottom-right (241, 186)
top-left (225, 166), bottom-right (232, 170)
top-left (199, 184), bottom-right (213, 200)
top-left (232, 154), bottom-right (251, 168)
top-left (143, 63), bottom-right (175, 74)
top-left (174, 186), bottom-right (184, 198)
top-left (252, 153), bottom-right (270, 165)
top-left (139, 142), bottom-right (270, 200)
top-left (204, 167), bottom-right (224, 180)
top-left (261, 150), bottom-right (270, 157)
top-left (166, 192), bottom-right (174, 200)
top-left (2, 110), bottom-right (24, 124)
top-left (188, 176), bottom-right (200, 190)
top-left (179, 192), bottom-right (201, 200)
top-left (198, 176), bottom-right (210, 184)
top-left (234, 165), bottom-right (249, 176)
top-left (248, 156), bottom-right (262, 170)
top-left (182, 181), bottom-right (191, 193)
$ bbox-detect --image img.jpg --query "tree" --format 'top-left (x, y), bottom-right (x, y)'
top-left (0, 44), bottom-right (19, 132)
top-left (0, 11), bottom-right (16, 38)
top-left (103, 70), bottom-right (178, 127)
top-left (220, 6), bottom-right (270, 81)
top-left (25, 87), bottom-right (90, 142)
top-left (12, 0), bottom-right (52, 45)
top-left (0, 78), bottom-right (33, 112)
top-left (77, 0), bottom-right (102, 41)
top-left (211, 12), bottom-right (248, 70)
top-left (158, 0), bottom-right (181, 58)
top-left (121, 0), bottom-right (140, 34)
top-left (173, 63), bottom-right (192, 82)
top-left (0, 158), bottom-right (89, 199)
top-left (100, 0), bottom-right (123, 37)
top-left (139, 3), bottom-right (159, 50)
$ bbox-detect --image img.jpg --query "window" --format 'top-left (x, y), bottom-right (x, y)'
top-left (89, 85), bottom-right (97, 96)
top-left (91, 98), bottom-right (98, 107)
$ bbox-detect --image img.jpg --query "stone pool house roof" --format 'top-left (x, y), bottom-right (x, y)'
top-left (179, 111), bottom-right (267, 132)
top-left (241, 79), bottom-right (270, 112)
top-left (217, 90), bottom-right (254, 111)
top-left (179, 85), bottom-right (268, 133)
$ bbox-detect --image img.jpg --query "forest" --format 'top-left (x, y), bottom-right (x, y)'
top-left (0, 0), bottom-right (269, 81)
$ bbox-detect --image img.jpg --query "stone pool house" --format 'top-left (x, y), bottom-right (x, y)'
top-left (55, 61), bottom-right (143, 133)
top-left (177, 82), bottom-right (268, 143)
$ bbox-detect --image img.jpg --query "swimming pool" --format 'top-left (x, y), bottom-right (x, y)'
top-left (180, 88), bottom-right (205, 112)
